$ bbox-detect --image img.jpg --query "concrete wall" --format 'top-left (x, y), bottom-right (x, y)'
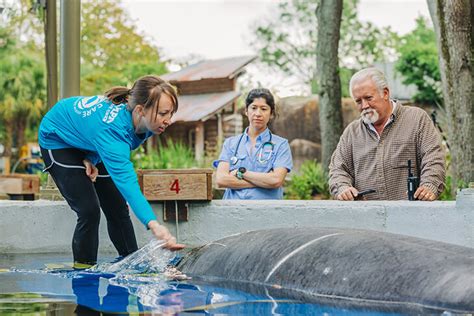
top-left (0, 189), bottom-right (472, 254)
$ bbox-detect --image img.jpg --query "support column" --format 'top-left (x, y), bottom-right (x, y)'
top-left (45, 0), bottom-right (58, 108)
top-left (195, 121), bottom-right (205, 164)
top-left (60, 0), bottom-right (81, 98)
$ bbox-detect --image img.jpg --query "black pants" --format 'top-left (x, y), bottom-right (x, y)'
top-left (41, 147), bottom-right (138, 264)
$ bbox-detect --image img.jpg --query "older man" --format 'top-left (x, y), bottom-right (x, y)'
top-left (329, 67), bottom-right (445, 201)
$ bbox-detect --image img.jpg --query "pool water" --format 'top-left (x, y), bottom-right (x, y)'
top-left (0, 253), bottom-right (459, 315)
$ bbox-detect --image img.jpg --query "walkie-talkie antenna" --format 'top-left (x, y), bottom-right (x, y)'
top-left (395, 159), bottom-right (419, 201)
top-left (406, 159), bottom-right (419, 201)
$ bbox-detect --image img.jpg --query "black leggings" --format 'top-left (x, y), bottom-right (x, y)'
top-left (41, 147), bottom-right (138, 264)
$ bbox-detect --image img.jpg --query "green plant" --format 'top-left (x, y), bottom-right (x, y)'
top-left (131, 140), bottom-right (198, 170)
top-left (251, 0), bottom-right (400, 93)
top-left (438, 175), bottom-right (454, 201)
top-left (285, 160), bottom-right (330, 199)
top-left (395, 17), bottom-right (441, 105)
top-left (38, 171), bottom-right (49, 188)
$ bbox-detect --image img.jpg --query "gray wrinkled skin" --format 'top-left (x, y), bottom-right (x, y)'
top-left (179, 228), bottom-right (474, 313)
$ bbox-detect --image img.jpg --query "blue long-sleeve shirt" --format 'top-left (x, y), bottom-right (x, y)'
top-left (38, 95), bottom-right (155, 227)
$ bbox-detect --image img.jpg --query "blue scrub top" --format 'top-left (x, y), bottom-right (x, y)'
top-left (213, 128), bottom-right (293, 199)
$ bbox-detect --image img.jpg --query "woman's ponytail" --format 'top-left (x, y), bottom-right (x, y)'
top-left (105, 86), bottom-right (131, 105)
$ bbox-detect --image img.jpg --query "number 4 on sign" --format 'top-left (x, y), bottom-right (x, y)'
top-left (170, 179), bottom-right (180, 194)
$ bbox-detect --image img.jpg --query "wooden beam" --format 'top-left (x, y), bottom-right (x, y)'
top-left (217, 113), bottom-right (223, 150)
top-left (195, 121), bottom-right (205, 163)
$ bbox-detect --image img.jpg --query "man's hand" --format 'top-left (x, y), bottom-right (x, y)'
top-left (414, 185), bottom-right (437, 201)
top-left (337, 187), bottom-right (359, 201)
top-left (147, 220), bottom-right (185, 251)
top-left (82, 159), bottom-right (98, 182)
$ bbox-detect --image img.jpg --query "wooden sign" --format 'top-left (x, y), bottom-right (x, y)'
top-left (0, 174), bottom-right (40, 195)
top-left (137, 169), bottom-right (213, 201)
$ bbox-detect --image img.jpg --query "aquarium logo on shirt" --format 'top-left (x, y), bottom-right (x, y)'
top-left (74, 96), bottom-right (107, 118)
top-left (103, 104), bottom-right (124, 124)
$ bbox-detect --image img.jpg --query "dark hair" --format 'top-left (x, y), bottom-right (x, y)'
top-left (105, 75), bottom-right (178, 120)
top-left (245, 88), bottom-right (276, 115)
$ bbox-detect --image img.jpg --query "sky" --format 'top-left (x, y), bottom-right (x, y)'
top-left (121, 0), bottom-right (431, 95)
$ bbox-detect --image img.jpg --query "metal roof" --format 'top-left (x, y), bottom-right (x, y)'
top-left (162, 56), bottom-right (257, 82)
top-left (171, 90), bottom-right (241, 123)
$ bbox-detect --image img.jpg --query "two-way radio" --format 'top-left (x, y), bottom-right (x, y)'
top-left (395, 159), bottom-right (419, 201)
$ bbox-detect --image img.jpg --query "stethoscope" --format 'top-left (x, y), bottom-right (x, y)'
top-left (230, 131), bottom-right (274, 165)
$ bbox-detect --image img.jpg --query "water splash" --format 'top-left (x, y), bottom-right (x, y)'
top-left (87, 239), bottom-right (178, 309)
top-left (7, 240), bottom-right (181, 311)
top-left (90, 239), bottom-right (174, 275)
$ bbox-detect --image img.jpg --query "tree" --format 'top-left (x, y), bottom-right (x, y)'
top-left (80, 1), bottom-right (168, 95)
top-left (0, 0), bottom-right (170, 166)
top-left (427, 0), bottom-right (473, 189)
top-left (0, 49), bottom-right (45, 158)
top-left (250, 0), bottom-right (400, 96)
top-left (0, 8), bottom-right (45, 160)
top-left (395, 17), bottom-right (441, 105)
top-left (316, 0), bottom-right (343, 173)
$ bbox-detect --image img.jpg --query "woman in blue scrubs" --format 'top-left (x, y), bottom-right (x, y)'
top-left (38, 75), bottom-right (183, 267)
top-left (214, 88), bottom-right (293, 199)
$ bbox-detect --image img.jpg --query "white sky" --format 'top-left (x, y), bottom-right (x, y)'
top-left (121, 0), bottom-right (431, 95)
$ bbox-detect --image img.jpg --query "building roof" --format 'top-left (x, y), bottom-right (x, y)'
top-left (162, 56), bottom-right (256, 82)
top-left (172, 90), bottom-right (241, 123)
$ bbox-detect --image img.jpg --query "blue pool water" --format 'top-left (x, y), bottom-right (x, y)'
top-left (0, 253), bottom-right (458, 315)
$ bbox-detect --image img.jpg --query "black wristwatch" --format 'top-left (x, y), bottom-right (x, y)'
top-left (236, 167), bottom-right (246, 180)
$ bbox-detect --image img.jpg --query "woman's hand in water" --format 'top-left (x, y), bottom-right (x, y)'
top-left (82, 159), bottom-right (98, 182)
top-left (147, 220), bottom-right (185, 251)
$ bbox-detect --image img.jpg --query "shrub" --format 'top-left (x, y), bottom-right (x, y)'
top-left (285, 160), bottom-right (330, 199)
top-left (132, 140), bottom-right (197, 170)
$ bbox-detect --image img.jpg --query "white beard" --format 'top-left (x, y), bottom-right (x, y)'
top-left (361, 109), bottom-right (380, 124)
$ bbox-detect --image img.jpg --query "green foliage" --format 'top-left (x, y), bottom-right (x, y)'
top-left (131, 140), bottom-right (198, 170)
top-left (80, 1), bottom-right (168, 95)
top-left (37, 170), bottom-right (49, 188)
top-left (251, 0), bottom-right (400, 93)
top-left (0, 17), bottom-right (45, 155)
top-left (285, 160), bottom-right (330, 199)
top-left (395, 17), bottom-right (441, 105)
top-left (0, 0), bottom-right (169, 160)
top-left (438, 174), bottom-right (454, 201)
top-left (437, 151), bottom-right (469, 201)
top-left (339, 67), bottom-right (354, 98)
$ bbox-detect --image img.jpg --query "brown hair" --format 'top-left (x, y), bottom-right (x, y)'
top-left (105, 75), bottom-right (178, 120)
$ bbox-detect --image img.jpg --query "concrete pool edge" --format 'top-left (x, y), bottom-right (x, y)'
top-left (0, 188), bottom-right (472, 253)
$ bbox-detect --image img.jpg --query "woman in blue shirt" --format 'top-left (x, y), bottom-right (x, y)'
top-left (214, 88), bottom-right (293, 199)
top-left (39, 75), bottom-right (183, 267)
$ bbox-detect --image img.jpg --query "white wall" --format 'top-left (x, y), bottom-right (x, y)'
top-left (0, 189), bottom-right (472, 254)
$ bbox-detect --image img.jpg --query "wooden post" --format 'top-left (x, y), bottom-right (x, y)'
top-left (217, 113), bottom-right (223, 150)
top-left (195, 121), bottom-right (204, 163)
top-left (1, 157), bottom-right (10, 175)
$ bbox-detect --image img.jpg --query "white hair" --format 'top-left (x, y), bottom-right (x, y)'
top-left (349, 67), bottom-right (389, 99)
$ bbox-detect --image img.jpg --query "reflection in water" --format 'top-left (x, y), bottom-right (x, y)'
top-left (73, 272), bottom-right (195, 314)
top-left (0, 270), bottom-right (448, 315)
top-left (72, 272), bottom-right (137, 314)
top-left (1, 249), bottom-right (462, 315)
top-left (0, 292), bottom-right (76, 315)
